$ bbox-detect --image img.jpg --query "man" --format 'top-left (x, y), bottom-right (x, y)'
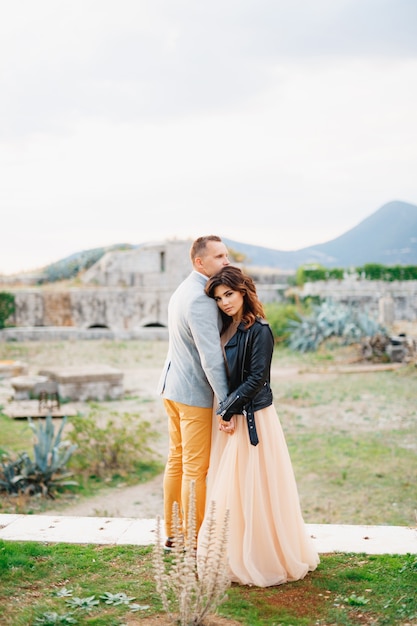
top-left (158, 235), bottom-right (230, 548)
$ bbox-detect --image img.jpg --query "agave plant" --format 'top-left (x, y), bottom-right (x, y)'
top-left (0, 451), bottom-right (35, 494)
top-left (28, 415), bottom-right (76, 477)
top-left (27, 415), bottom-right (78, 496)
top-left (287, 299), bottom-right (386, 352)
top-left (0, 415), bottom-right (78, 498)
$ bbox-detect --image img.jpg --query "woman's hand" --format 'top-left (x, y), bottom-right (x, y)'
top-left (219, 415), bottom-right (236, 435)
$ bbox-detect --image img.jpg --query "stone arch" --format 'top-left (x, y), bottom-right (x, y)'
top-left (87, 323), bottom-right (111, 330)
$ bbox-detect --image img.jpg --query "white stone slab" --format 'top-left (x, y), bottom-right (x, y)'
top-left (1, 515), bottom-right (416, 554)
top-left (0, 361), bottom-right (28, 378)
top-left (117, 518), bottom-right (158, 546)
top-left (306, 523), bottom-right (417, 555)
top-left (0, 515), bottom-right (134, 544)
top-left (0, 514), bottom-right (21, 528)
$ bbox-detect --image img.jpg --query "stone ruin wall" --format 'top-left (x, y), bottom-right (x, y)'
top-left (299, 278), bottom-right (417, 324)
top-left (5, 278), bottom-right (417, 336)
top-left (7, 287), bottom-right (171, 331)
top-left (1, 240), bottom-right (417, 335)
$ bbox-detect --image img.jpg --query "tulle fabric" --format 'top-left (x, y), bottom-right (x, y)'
top-left (197, 405), bottom-right (320, 587)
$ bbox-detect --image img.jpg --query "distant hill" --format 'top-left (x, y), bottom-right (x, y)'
top-left (2, 201), bottom-right (416, 284)
top-left (0, 244), bottom-right (135, 285)
top-left (38, 244), bottom-right (134, 283)
top-left (224, 200), bottom-right (417, 269)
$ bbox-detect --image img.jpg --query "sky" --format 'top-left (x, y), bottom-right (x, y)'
top-left (1, 0), bottom-right (417, 275)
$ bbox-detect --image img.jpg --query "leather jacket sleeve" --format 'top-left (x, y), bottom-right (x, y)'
top-left (217, 321), bottom-right (274, 420)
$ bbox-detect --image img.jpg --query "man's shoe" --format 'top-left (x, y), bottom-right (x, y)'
top-left (164, 537), bottom-right (175, 551)
top-left (164, 535), bottom-right (186, 551)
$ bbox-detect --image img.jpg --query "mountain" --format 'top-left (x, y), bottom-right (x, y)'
top-left (224, 200), bottom-right (417, 269)
top-left (2, 201), bottom-right (416, 284)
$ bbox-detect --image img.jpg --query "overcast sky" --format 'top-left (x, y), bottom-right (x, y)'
top-left (1, 0), bottom-right (417, 274)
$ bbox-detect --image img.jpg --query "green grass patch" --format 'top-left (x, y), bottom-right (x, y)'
top-left (1, 340), bottom-right (416, 526)
top-left (275, 368), bottom-right (417, 408)
top-left (0, 541), bottom-right (416, 625)
top-left (289, 431), bottom-right (416, 526)
top-left (0, 411), bottom-right (33, 454)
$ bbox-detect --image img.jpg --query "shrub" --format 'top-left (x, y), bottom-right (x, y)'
top-left (264, 302), bottom-right (302, 343)
top-left (0, 291), bottom-right (15, 329)
top-left (265, 297), bottom-right (320, 344)
top-left (67, 408), bottom-right (160, 479)
top-left (295, 263), bottom-right (417, 285)
top-left (296, 265), bottom-right (345, 285)
top-left (357, 263), bottom-right (417, 281)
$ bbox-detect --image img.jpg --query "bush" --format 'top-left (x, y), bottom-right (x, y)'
top-left (0, 291), bottom-right (15, 329)
top-left (264, 302), bottom-right (302, 343)
top-left (295, 263), bottom-right (417, 285)
top-left (67, 408), bottom-right (160, 480)
top-left (296, 265), bottom-right (345, 285)
top-left (357, 263), bottom-right (417, 281)
top-left (265, 297), bottom-right (320, 344)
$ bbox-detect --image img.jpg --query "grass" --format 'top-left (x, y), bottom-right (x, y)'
top-left (0, 540), bottom-right (416, 625)
top-left (1, 340), bottom-right (416, 523)
top-left (0, 410), bottom-right (32, 453)
top-left (0, 339), bottom-right (169, 370)
top-left (289, 432), bottom-right (416, 525)
top-left (272, 366), bottom-right (417, 526)
top-left (1, 339), bottom-right (417, 623)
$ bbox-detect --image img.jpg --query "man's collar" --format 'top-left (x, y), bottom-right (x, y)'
top-left (192, 269), bottom-right (209, 281)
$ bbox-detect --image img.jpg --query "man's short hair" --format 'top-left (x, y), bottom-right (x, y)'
top-left (190, 235), bottom-right (222, 262)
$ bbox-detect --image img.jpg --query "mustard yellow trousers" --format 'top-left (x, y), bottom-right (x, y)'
top-left (163, 399), bottom-right (213, 539)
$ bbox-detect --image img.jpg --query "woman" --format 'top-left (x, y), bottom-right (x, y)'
top-left (197, 266), bottom-right (319, 587)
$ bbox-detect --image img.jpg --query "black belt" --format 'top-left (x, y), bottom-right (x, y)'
top-left (244, 404), bottom-right (259, 446)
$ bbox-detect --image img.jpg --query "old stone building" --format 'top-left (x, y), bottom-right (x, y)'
top-left (2, 239), bottom-right (416, 339)
top-left (1, 239), bottom-right (292, 338)
top-left (3, 240), bottom-right (193, 332)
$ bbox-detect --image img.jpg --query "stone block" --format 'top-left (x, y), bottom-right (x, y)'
top-left (10, 375), bottom-right (49, 400)
top-left (38, 365), bottom-right (124, 401)
top-left (0, 360), bottom-right (28, 379)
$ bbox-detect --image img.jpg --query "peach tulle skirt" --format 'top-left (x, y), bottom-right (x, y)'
top-left (197, 405), bottom-right (320, 587)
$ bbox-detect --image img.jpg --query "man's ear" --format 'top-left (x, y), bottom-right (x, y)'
top-left (194, 256), bottom-right (203, 271)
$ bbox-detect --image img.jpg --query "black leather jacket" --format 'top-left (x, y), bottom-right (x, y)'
top-left (217, 317), bottom-right (274, 421)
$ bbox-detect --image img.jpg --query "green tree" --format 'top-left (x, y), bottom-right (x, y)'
top-left (0, 291), bottom-right (15, 329)
top-left (264, 301), bottom-right (302, 343)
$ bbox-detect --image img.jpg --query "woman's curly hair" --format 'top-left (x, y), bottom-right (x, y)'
top-left (205, 265), bottom-right (266, 332)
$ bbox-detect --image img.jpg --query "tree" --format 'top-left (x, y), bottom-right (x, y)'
top-left (0, 291), bottom-right (15, 329)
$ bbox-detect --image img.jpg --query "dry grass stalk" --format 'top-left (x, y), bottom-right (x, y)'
top-left (153, 480), bottom-right (231, 626)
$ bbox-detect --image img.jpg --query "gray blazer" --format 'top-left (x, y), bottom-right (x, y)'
top-left (158, 271), bottom-right (228, 408)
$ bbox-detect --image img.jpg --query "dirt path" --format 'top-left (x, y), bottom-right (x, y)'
top-left (45, 473), bottom-right (166, 519)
